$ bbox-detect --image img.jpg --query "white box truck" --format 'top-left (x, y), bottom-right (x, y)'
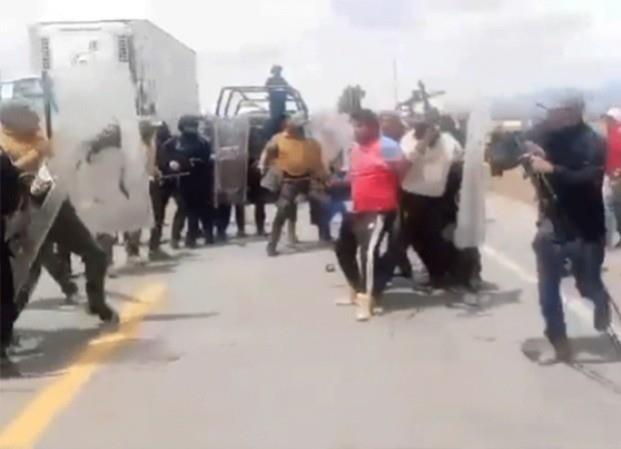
top-left (28, 19), bottom-right (199, 127)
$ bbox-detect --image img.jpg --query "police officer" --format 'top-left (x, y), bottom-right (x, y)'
top-left (1, 147), bottom-right (22, 367)
top-left (0, 102), bottom-right (118, 324)
top-left (162, 115), bottom-right (214, 248)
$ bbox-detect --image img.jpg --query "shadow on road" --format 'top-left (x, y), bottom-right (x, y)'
top-left (5, 326), bottom-right (102, 379)
top-left (26, 289), bottom-right (143, 312)
top-left (382, 288), bottom-right (522, 316)
top-left (522, 335), bottom-right (621, 365)
top-left (142, 311), bottom-right (219, 322)
top-left (115, 262), bottom-right (179, 277)
top-left (4, 311), bottom-right (218, 379)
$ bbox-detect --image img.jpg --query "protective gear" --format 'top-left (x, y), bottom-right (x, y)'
top-left (162, 126), bottom-right (214, 246)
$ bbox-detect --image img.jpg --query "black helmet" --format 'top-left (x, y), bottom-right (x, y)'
top-left (178, 115), bottom-right (199, 133)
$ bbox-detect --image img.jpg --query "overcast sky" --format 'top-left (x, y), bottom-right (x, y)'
top-left (1, 0), bottom-right (620, 111)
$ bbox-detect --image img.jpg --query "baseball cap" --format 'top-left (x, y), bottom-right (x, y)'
top-left (604, 107), bottom-right (621, 122)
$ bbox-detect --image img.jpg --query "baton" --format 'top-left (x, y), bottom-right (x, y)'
top-left (160, 172), bottom-right (191, 180)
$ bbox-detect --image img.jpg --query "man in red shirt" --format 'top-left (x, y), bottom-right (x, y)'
top-left (334, 110), bottom-right (404, 321)
top-left (604, 108), bottom-right (621, 246)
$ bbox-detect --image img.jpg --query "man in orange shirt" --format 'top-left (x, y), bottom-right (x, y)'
top-left (260, 113), bottom-right (329, 256)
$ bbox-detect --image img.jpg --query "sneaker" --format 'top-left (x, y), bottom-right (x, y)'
top-left (171, 240), bottom-right (180, 250)
top-left (355, 293), bottom-right (372, 322)
top-left (594, 301), bottom-right (611, 332)
top-left (185, 240), bottom-right (198, 249)
top-left (237, 230), bottom-right (247, 238)
top-left (149, 249), bottom-right (173, 262)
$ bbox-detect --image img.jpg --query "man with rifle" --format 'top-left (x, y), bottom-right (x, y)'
top-left (523, 94), bottom-right (612, 363)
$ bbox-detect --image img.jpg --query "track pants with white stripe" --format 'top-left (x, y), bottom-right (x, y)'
top-left (335, 211), bottom-right (398, 298)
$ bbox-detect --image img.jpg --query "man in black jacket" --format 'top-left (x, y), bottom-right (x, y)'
top-left (1, 148), bottom-right (22, 365)
top-left (161, 116), bottom-right (214, 248)
top-left (526, 94), bottom-right (611, 362)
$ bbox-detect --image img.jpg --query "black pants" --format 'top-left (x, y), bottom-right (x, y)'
top-left (149, 180), bottom-right (180, 251)
top-left (35, 200), bottom-right (107, 310)
top-left (401, 191), bottom-right (454, 283)
top-left (393, 204), bottom-right (413, 277)
top-left (181, 196), bottom-right (213, 245)
top-left (442, 162), bottom-right (483, 286)
top-left (1, 238), bottom-right (16, 349)
top-left (234, 203), bottom-right (266, 235)
top-left (213, 203), bottom-right (245, 237)
top-left (335, 211), bottom-right (398, 298)
top-left (16, 238), bottom-right (78, 312)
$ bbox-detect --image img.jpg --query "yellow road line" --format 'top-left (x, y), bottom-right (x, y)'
top-left (0, 283), bottom-right (166, 449)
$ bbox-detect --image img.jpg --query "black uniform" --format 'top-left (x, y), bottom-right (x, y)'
top-left (149, 123), bottom-right (183, 252)
top-left (161, 121), bottom-right (214, 246)
top-left (530, 121), bottom-right (610, 344)
top-left (1, 150), bottom-right (21, 354)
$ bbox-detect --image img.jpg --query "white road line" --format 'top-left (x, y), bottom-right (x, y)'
top-left (482, 245), bottom-right (537, 284)
top-left (482, 245), bottom-right (612, 331)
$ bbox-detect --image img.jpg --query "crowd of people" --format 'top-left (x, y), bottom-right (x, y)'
top-left (1, 69), bottom-right (621, 373)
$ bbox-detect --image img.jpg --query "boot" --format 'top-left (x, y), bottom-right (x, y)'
top-left (355, 293), bottom-right (373, 322)
top-left (266, 243), bottom-right (279, 257)
top-left (0, 348), bottom-right (21, 379)
top-left (550, 337), bottom-right (573, 364)
top-left (594, 300), bottom-right (611, 332)
top-left (287, 221), bottom-right (299, 245)
top-left (256, 225), bottom-right (266, 237)
top-left (88, 302), bottom-right (120, 324)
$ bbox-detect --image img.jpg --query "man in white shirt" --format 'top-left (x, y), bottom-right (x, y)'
top-left (400, 121), bottom-right (464, 289)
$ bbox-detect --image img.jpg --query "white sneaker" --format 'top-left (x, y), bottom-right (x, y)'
top-left (355, 293), bottom-right (372, 322)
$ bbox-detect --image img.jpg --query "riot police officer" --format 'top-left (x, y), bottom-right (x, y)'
top-left (162, 115), bottom-right (214, 248)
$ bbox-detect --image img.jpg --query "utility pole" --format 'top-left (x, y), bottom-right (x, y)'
top-left (392, 59), bottom-right (399, 107)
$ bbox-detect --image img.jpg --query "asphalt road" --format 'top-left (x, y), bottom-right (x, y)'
top-left (1, 194), bottom-right (621, 449)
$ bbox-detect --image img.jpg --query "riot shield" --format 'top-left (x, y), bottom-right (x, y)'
top-left (213, 116), bottom-right (250, 205)
top-left (47, 63), bottom-right (151, 234)
top-left (6, 166), bottom-right (67, 294)
top-left (454, 101), bottom-right (492, 249)
top-left (308, 112), bottom-right (354, 169)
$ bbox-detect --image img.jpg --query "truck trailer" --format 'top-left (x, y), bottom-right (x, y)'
top-left (28, 19), bottom-right (199, 127)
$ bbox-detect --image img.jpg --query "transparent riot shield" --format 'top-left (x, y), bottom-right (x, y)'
top-left (6, 165), bottom-right (67, 294)
top-left (308, 112), bottom-right (354, 170)
top-left (47, 63), bottom-right (151, 234)
top-left (213, 116), bottom-right (250, 205)
top-left (454, 101), bottom-right (492, 249)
